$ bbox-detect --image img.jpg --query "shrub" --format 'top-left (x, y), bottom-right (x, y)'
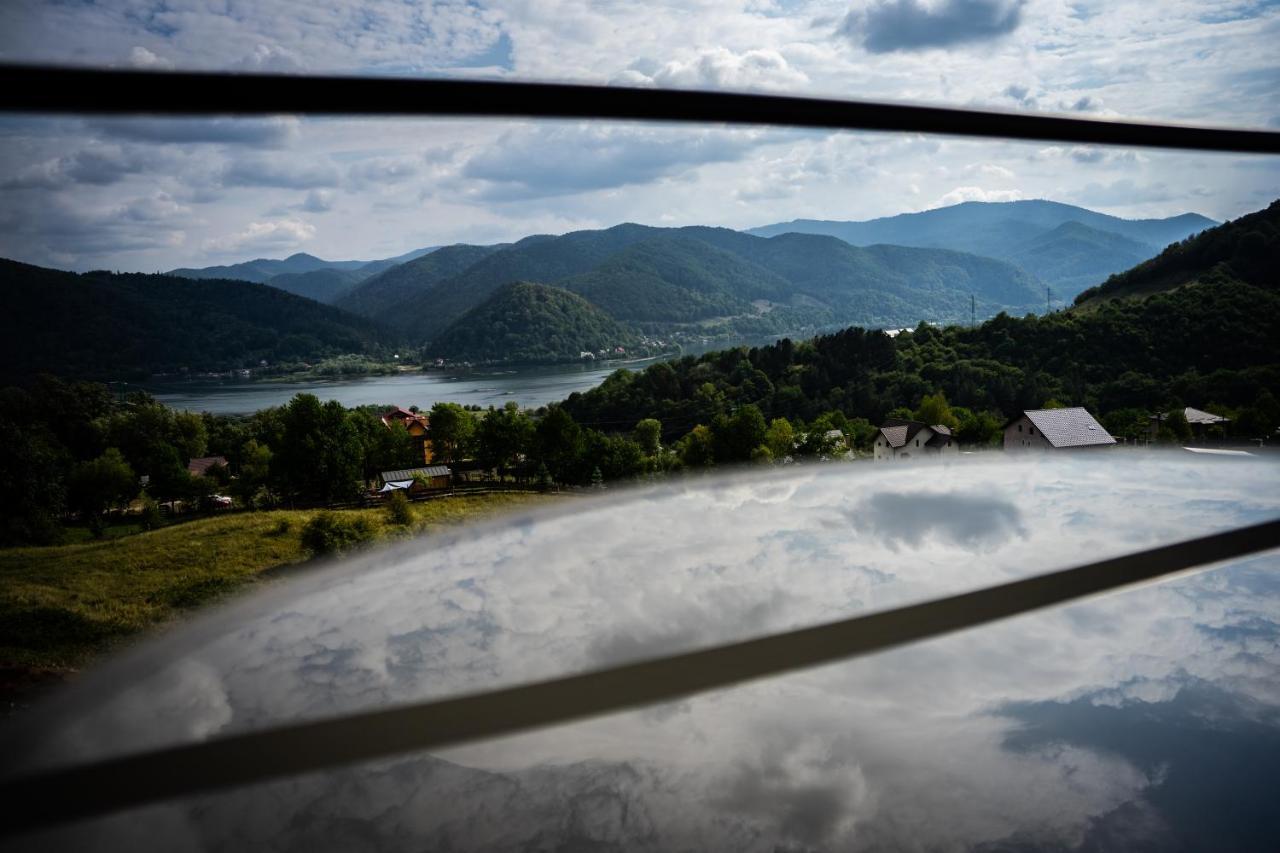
top-left (138, 492), bottom-right (163, 531)
top-left (270, 517), bottom-right (293, 536)
top-left (386, 491), bottom-right (413, 526)
top-left (300, 511), bottom-right (375, 556)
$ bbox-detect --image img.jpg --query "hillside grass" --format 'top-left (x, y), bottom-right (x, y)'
top-left (0, 493), bottom-right (555, 672)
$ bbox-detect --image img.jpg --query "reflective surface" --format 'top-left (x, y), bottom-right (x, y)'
top-left (6, 454), bottom-right (1280, 851)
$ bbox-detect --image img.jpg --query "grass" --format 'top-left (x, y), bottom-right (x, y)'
top-left (0, 493), bottom-right (555, 672)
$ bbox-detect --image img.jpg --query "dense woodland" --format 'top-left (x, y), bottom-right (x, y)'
top-left (0, 260), bottom-right (390, 381)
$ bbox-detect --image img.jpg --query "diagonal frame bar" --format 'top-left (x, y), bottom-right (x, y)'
top-left (1, 65), bottom-right (1279, 154)
top-left (2, 517), bottom-right (1278, 838)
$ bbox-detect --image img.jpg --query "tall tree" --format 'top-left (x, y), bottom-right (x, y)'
top-left (428, 402), bottom-right (477, 464)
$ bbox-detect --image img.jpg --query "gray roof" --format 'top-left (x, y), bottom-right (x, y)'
top-left (1022, 408), bottom-right (1116, 448)
top-left (880, 420), bottom-right (948, 449)
top-left (1183, 407), bottom-right (1230, 425)
top-left (380, 466), bottom-right (451, 482)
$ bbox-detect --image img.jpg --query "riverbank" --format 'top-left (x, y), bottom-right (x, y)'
top-left (0, 492), bottom-right (556, 714)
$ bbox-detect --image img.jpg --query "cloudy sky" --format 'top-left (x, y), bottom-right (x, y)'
top-left (1, 0), bottom-right (1278, 271)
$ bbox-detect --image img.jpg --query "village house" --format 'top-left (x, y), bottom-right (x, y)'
top-left (377, 465), bottom-right (453, 496)
top-left (1004, 407), bottom-right (1115, 451)
top-left (381, 406), bottom-right (434, 464)
top-left (187, 455), bottom-right (228, 477)
top-left (1149, 406), bottom-right (1231, 441)
top-left (872, 419), bottom-right (958, 460)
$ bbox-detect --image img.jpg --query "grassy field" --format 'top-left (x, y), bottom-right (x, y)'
top-left (0, 493), bottom-right (556, 675)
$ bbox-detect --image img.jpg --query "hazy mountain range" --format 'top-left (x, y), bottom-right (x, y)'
top-left (1, 199), bottom-right (1220, 373)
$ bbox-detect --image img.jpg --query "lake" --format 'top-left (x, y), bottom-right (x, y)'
top-left (142, 361), bottom-right (646, 415)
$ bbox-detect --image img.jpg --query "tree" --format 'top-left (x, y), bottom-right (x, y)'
top-left (677, 424), bottom-right (715, 468)
top-left (477, 403), bottom-right (535, 477)
top-left (69, 448), bottom-right (137, 535)
top-left (634, 418), bottom-right (662, 456)
top-left (764, 417), bottom-right (795, 460)
top-left (711, 404), bottom-right (767, 463)
top-left (915, 391), bottom-right (959, 430)
top-left (236, 438), bottom-right (274, 507)
top-left (273, 394), bottom-right (363, 504)
top-left (428, 402), bottom-right (476, 463)
top-left (534, 406), bottom-right (584, 483)
top-left (0, 418), bottom-right (69, 545)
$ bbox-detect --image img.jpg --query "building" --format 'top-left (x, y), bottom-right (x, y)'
top-left (382, 406), bottom-right (434, 464)
top-left (187, 455), bottom-right (229, 477)
top-left (1149, 407), bottom-right (1231, 441)
top-left (1004, 407), bottom-right (1115, 451)
top-left (873, 419), bottom-right (958, 460)
top-left (377, 465), bottom-right (453, 495)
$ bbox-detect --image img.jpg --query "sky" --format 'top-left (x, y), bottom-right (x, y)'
top-left (0, 0), bottom-right (1278, 271)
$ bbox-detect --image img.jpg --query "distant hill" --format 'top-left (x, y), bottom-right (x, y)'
top-left (746, 200), bottom-right (1216, 299)
top-left (0, 259), bottom-right (390, 381)
top-left (1075, 199), bottom-right (1279, 306)
top-left (264, 268), bottom-right (365, 304)
top-left (168, 246), bottom-right (438, 286)
top-left (428, 282), bottom-right (637, 365)
top-left (352, 223), bottom-right (1043, 343)
top-left (334, 243), bottom-right (506, 320)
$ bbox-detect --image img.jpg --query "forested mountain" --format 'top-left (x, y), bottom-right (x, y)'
top-left (169, 246), bottom-right (437, 285)
top-left (429, 282), bottom-right (637, 365)
top-left (342, 222), bottom-right (1042, 344)
top-left (264, 268), bottom-right (365, 304)
top-left (334, 243), bottom-right (505, 320)
top-left (562, 199), bottom-right (1279, 444)
top-left (0, 259), bottom-right (390, 381)
top-left (746, 200), bottom-right (1215, 299)
top-left (1076, 199), bottom-right (1278, 305)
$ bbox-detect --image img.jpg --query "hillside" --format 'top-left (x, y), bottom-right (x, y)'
top-left (428, 282), bottom-right (638, 365)
top-left (362, 223), bottom-right (1043, 344)
top-left (746, 200), bottom-right (1215, 298)
top-left (169, 246), bottom-right (437, 285)
top-left (0, 259), bottom-right (390, 381)
top-left (264, 268), bottom-right (364, 304)
top-left (335, 243), bottom-right (505, 320)
top-left (1075, 199), bottom-right (1279, 305)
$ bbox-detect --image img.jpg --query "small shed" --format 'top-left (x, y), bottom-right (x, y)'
top-left (378, 465), bottom-right (452, 494)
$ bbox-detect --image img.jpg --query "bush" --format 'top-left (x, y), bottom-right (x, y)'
top-left (386, 491), bottom-right (413, 526)
top-left (270, 517), bottom-right (293, 536)
top-left (300, 511), bottom-right (375, 556)
top-left (138, 492), bottom-right (163, 531)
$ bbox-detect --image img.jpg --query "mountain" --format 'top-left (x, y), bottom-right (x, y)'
top-left (334, 243), bottom-right (506, 321)
top-left (746, 200), bottom-right (1216, 299)
top-left (263, 268), bottom-right (365, 304)
top-left (428, 282), bottom-right (637, 365)
top-left (357, 223), bottom-right (1043, 343)
top-left (168, 246), bottom-right (439, 285)
top-left (1076, 199), bottom-right (1279, 306)
top-left (0, 259), bottom-right (390, 381)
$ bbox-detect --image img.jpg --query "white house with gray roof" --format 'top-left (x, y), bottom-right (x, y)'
top-left (873, 419), bottom-right (958, 460)
top-left (1004, 407), bottom-right (1115, 451)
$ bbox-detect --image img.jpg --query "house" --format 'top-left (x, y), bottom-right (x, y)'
top-left (1149, 407), bottom-right (1230, 441)
top-left (1004, 407), bottom-right (1115, 451)
top-left (381, 406), bottom-right (434, 464)
top-left (872, 419), bottom-right (958, 460)
top-left (377, 465), bottom-right (453, 495)
top-left (187, 455), bottom-right (229, 477)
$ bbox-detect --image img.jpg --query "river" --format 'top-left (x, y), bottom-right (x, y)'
top-left (142, 361), bottom-right (649, 415)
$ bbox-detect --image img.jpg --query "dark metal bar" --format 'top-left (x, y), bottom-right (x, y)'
top-left (1, 65), bottom-right (1278, 153)
top-left (3, 516), bottom-right (1278, 838)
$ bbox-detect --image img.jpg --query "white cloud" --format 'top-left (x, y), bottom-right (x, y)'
top-left (202, 218), bottom-right (316, 255)
top-left (933, 185), bottom-right (1025, 206)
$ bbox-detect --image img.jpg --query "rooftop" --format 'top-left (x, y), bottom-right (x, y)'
top-left (1023, 408), bottom-right (1116, 448)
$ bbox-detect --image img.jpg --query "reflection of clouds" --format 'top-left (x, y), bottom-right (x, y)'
top-left (851, 490), bottom-right (1026, 551)
top-left (8, 456), bottom-right (1280, 850)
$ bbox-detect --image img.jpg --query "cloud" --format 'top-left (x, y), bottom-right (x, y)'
top-left (128, 45), bottom-right (173, 69)
top-left (850, 490), bottom-right (1026, 551)
top-left (299, 189), bottom-right (334, 213)
top-left (202, 218), bottom-right (316, 255)
top-left (933, 185), bottom-right (1025, 206)
top-left (221, 155), bottom-right (340, 189)
top-left (631, 48), bottom-right (810, 91)
top-left (0, 145), bottom-right (152, 189)
top-left (89, 117), bottom-right (300, 148)
top-left (843, 0), bottom-right (1028, 53)
top-left (461, 125), bottom-right (774, 199)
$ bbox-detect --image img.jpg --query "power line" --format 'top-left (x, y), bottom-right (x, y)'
top-left (2, 65), bottom-right (1279, 154)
